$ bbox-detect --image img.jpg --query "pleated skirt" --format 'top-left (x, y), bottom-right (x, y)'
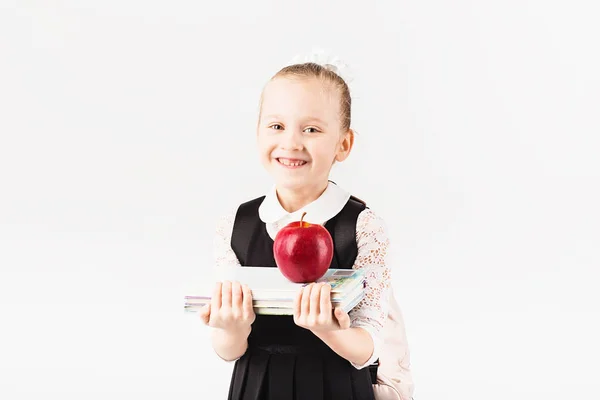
top-left (228, 345), bottom-right (375, 400)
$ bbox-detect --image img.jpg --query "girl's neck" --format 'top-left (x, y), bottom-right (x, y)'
top-left (276, 181), bottom-right (329, 213)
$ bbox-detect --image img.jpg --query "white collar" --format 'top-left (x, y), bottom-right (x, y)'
top-left (258, 181), bottom-right (351, 225)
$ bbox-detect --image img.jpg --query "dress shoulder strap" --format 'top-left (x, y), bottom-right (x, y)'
top-left (230, 195), bottom-right (367, 269)
top-left (326, 196), bottom-right (367, 269)
top-left (230, 196), bottom-right (265, 265)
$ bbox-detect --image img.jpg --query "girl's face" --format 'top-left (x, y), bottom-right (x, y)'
top-left (257, 76), bottom-right (353, 192)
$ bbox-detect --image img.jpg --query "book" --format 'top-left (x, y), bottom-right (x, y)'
top-left (184, 288), bottom-right (364, 315)
top-left (185, 266), bottom-right (365, 301)
top-left (184, 266), bottom-right (365, 316)
top-left (184, 280), bottom-right (365, 312)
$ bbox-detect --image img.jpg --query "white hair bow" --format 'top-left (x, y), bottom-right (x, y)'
top-left (287, 47), bottom-right (354, 88)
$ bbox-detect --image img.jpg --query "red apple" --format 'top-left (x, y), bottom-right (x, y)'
top-left (273, 212), bottom-right (334, 283)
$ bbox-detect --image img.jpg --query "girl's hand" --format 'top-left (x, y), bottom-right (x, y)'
top-left (293, 282), bottom-right (351, 332)
top-left (199, 281), bottom-right (255, 333)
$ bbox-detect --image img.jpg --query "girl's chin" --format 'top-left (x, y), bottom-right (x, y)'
top-left (273, 176), bottom-right (312, 188)
top-left (272, 175), bottom-right (329, 191)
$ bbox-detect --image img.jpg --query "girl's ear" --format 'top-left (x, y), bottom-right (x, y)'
top-left (335, 129), bottom-right (355, 162)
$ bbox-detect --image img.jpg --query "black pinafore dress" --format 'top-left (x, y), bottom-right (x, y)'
top-left (227, 196), bottom-right (375, 400)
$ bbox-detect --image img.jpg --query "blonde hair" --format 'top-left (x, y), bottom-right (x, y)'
top-left (262, 62), bottom-right (352, 132)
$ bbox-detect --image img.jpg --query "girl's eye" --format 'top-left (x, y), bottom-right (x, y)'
top-left (304, 127), bottom-right (319, 133)
top-left (270, 124), bottom-right (283, 130)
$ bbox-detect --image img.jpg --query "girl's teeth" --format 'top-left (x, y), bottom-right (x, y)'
top-left (279, 158), bottom-right (306, 166)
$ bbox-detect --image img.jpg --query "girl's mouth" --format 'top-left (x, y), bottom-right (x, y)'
top-left (276, 158), bottom-right (308, 168)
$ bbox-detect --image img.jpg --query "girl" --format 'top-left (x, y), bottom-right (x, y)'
top-left (200, 55), bottom-right (394, 400)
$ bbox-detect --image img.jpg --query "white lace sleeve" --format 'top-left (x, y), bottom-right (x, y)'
top-left (348, 208), bottom-right (392, 369)
top-left (213, 209), bottom-right (241, 269)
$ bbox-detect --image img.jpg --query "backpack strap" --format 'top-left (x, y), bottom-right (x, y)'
top-left (230, 196), bottom-right (265, 265)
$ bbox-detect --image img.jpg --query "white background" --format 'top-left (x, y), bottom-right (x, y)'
top-left (1, 1), bottom-right (599, 399)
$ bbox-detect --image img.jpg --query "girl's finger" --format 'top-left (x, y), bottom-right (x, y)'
top-left (231, 281), bottom-right (243, 310)
top-left (221, 281), bottom-right (232, 308)
top-left (309, 283), bottom-right (322, 316)
top-left (319, 283), bottom-right (332, 315)
top-left (242, 284), bottom-right (254, 316)
top-left (211, 282), bottom-right (222, 310)
top-left (301, 284), bottom-right (312, 316)
top-left (293, 285), bottom-right (303, 318)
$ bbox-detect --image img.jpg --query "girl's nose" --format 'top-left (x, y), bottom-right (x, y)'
top-left (280, 129), bottom-right (303, 150)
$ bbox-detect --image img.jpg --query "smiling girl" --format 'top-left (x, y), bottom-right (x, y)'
top-left (200, 55), bottom-right (395, 400)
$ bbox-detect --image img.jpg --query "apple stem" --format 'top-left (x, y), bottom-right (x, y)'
top-left (300, 211), bottom-right (307, 226)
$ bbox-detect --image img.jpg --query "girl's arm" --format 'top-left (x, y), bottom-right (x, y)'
top-left (210, 325), bottom-right (251, 361)
top-left (206, 210), bottom-right (250, 362)
top-left (202, 281), bottom-right (255, 362)
top-left (313, 326), bottom-right (375, 367)
top-left (345, 208), bottom-right (392, 368)
top-left (295, 208), bottom-right (392, 368)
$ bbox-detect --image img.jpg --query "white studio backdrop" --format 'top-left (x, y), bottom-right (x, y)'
top-left (1, 1), bottom-right (598, 399)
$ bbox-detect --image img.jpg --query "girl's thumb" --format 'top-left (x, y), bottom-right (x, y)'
top-left (199, 304), bottom-right (211, 325)
top-left (334, 307), bottom-right (350, 330)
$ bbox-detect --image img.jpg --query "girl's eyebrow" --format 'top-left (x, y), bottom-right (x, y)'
top-left (304, 117), bottom-right (328, 127)
top-left (262, 114), bottom-right (282, 121)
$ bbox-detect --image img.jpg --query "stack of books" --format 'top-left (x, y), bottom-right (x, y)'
top-left (184, 266), bottom-right (366, 316)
